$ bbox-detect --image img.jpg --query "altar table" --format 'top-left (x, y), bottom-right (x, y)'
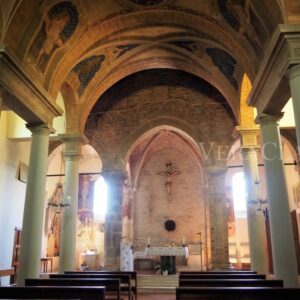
top-left (145, 247), bottom-right (189, 274)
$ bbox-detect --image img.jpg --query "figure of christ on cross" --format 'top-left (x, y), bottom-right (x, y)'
top-left (157, 162), bottom-right (181, 203)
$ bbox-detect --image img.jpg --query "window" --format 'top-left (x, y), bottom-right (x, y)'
top-left (232, 172), bottom-right (247, 216)
top-left (93, 176), bottom-right (107, 222)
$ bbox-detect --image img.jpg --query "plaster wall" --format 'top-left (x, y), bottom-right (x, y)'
top-left (0, 112), bottom-right (30, 284)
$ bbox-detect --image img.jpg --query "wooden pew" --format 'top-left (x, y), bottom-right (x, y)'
top-left (65, 271), bottom-right (138, 300)
top-left (179, 273), bottom-right (266, 280)
top-left (176, 287), bottom-right (300, 300)
top-left (179, 279), bottom-right (284, 287)
top-left (50, 273), bottom-right (131, 300)
top-left (180, 270), bottom-right (257, 274)
top-left (25, 278), bottom-right (120, 300)
top-left (0, 286), bottom-right (105, 300)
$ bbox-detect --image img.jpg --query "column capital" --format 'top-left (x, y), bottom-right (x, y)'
top-left (206, 165), bottom-right (227, 176)
top-left (58, 132), bottom-right (89, 144)
top-left (58, 133), bottom-right (89, 157)
top-left (236, 126), bottom-right (260, 148)
top-left (255, 113), bottom-right (284, 126)
top-left (26, 123), bottom-right (54, 135)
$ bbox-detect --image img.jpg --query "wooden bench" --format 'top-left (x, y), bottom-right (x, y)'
top-left (179, 270), bottom-right (257, 274)
top-left (51, 273), bottom-right (131, 300)
top-left (0, 286), bottom-right (105, 300)
top-left (179, 273), bottom-right (266, 280)
top-left (65, 271), bottom-right (138, 300)
top-left (179, 279), bottom-right (284, 287)
top-left (25, 278), bottom-right (120, 300)
top-left (176, 287), bottom-right (300, 300)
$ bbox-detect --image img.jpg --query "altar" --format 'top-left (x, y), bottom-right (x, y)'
top-left (145, 246), bottom-right (189, 274)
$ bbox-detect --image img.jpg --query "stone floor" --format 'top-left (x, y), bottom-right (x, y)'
top-left (139, 294), bottom-right (175, 300)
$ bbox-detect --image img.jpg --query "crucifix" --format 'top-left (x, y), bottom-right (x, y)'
top-left (157, 162), bottom-right (181, 203)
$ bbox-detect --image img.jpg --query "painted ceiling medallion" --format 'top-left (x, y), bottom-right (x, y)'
top-left (116, 0), bottom-right (175, 8)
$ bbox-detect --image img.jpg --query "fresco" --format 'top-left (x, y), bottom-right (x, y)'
top-left (206, 47), bottom-right (238, 90)
top-left (28, 1), bottom-right (79, 72)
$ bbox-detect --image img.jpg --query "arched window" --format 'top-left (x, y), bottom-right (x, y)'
top-left (93, 176), bottom-right (107, 222)
top-left (232, 172), bottom-right (247, 217)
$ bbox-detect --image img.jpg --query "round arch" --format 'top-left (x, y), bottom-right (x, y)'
top-left (78, 61), bottom-right (240, 132)
top-left (46, 10), bottom-right (257, 96)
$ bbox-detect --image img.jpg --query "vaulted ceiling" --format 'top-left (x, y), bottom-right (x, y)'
top-left (0, 0), bottom-right (294, 131)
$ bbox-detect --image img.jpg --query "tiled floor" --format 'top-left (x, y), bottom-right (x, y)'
top-left (139, 294), bottom-right (175, 300)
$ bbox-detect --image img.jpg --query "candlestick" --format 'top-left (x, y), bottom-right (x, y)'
top-left (182, 236), bottom-right (186, 246)
top-left (147, 236), bottom-right (150, 246)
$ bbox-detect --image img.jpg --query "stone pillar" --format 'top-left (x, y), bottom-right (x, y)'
top-left (122, 180), bottom-right (131, 242)
top-left (17, 124), bottom-right (52, 285)
top-left (102, 170), bottom-right (125, 270)
top-left (206, 166), bottom-right (229, 269)
top-left (237, 127), bottom-right (268, 274)
top-left (288, 64), bottom-right (300, 155)
top-left (0, 87), bottom-right (4, 120)
top-left (58, 134), bottom-right (87, 273)
top-left (256, 114), bottom-right (298, 287)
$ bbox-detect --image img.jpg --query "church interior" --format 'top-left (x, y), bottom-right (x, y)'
top-left (1, 0), bottom-right (300, 298)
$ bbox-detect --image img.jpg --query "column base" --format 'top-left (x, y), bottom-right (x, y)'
top-left (104, 257), bottom-right (120, 271)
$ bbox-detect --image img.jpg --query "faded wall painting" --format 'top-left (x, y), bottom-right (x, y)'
top-left (28, 1), bottom-right (79, 71)
top-left (217, 0), bottom-right (269, 56)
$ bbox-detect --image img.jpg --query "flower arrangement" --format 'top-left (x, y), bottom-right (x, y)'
top-left (80, 261), bottom-right (87, 270)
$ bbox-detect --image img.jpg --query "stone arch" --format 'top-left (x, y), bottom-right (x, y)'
top-left (46, 10), bottom-right (257, 96)
top-left (78, 62), bottom-right (240, 132)
top-left (282, 0), bottom-right (300, 24)
top-left (60, 82), bottom-right (81, 132)
top-left (122, 118), bottom-right (205, 164)
top-left (123, 123), bottom-right (207, 188)
top-left (240, 73), bottom-right (255, 127)
top-left (280, 131), bottom-right (299, 164)
top-left (0, 4), bottom-right (3, 42)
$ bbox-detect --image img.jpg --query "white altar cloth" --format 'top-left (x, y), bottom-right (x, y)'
top-left (145, 246), bottom-right (189, 257)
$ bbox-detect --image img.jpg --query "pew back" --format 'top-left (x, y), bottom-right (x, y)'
top-left (179, 271), bottom-right (257, 274)
top-left (0, 286), bottom-right (105, 300)
top-left (179, 274), bottom-right (266, 280)
top-left (179, 279), bottom-right (284, 287)
top-left (176, 287), bottom-right (300, 300)
top-left (50, 274), bottom-right (131, 300)
top-left (64, 271), bottom-right (137, 300)
top-left (25, 278), bottom-right (120, 300)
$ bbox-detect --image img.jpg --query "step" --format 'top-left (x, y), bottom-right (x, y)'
top-left (138, 287), bottom-right (176, 294)
top-left (137, 274), bottom-right (178, 292)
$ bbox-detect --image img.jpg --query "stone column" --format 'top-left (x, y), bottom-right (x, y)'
top-left (288, 64), bottom-right (300, 155)
top-left (102, 169), bottom-right (125, 270)
top-left (256, 114), bottom-right (298, 287)
top-left (206, 166), bottom-right (229, 269)
top-left (122, 180), bottom-right (131, 242)
top-left (0, 87), bottom-right (4, 120)
top-left (237, 127), bottom-right (268, 274)
top-left (58, 134), bottom-right (87, 273)
top-left (17, 124), bottom-right (53, 285)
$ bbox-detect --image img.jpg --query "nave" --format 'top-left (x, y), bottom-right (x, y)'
top-left (1, 0), bottom-right (300, 297)
top-left (1, 269), bottom-right (300, 300)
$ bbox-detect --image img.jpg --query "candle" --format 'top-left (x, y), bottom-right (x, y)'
top-left (182, 236), bottom-right (186, 245)
top-left (147, 237), bottom-right (150, 245)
